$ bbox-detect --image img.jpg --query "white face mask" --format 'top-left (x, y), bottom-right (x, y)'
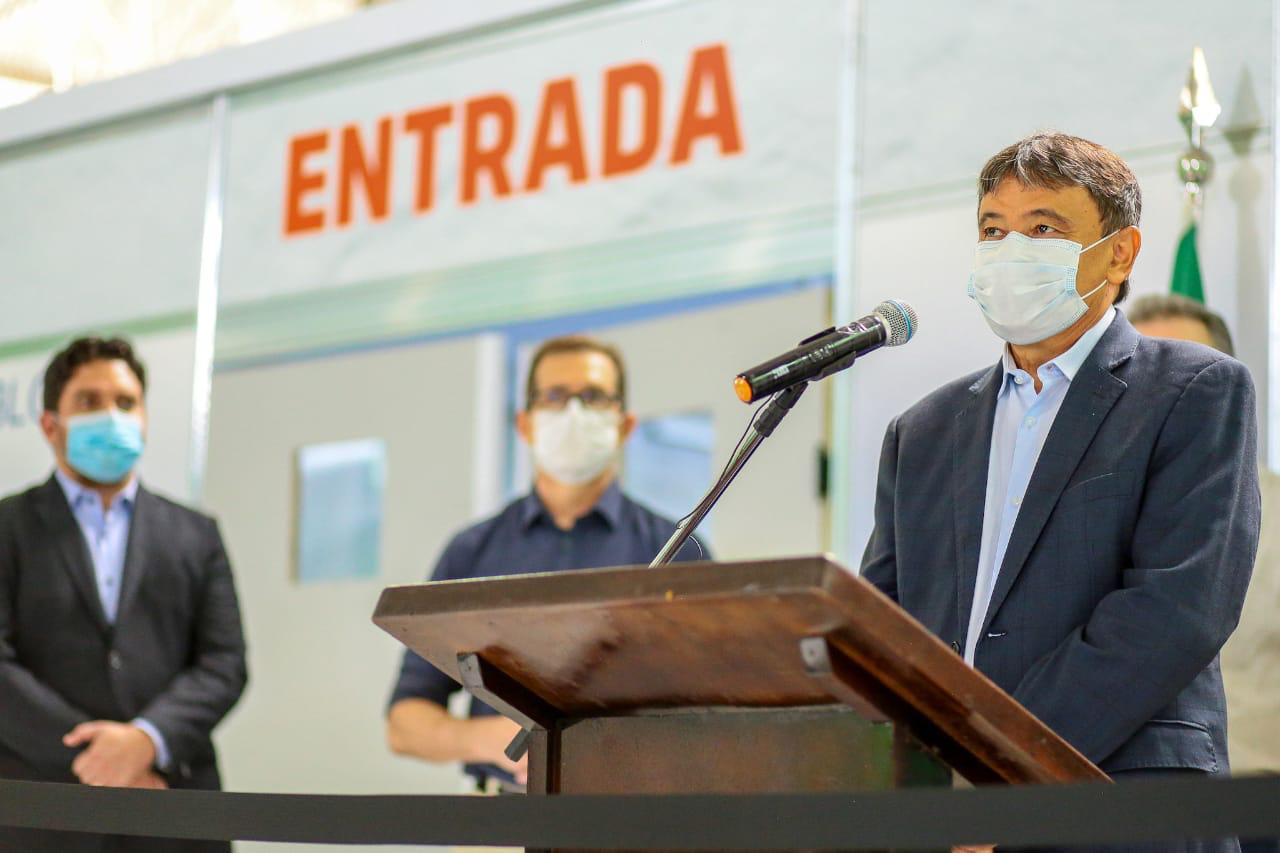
top-left (531, 399), bottom-right (621, 486)
top-left (967, 229), bottom-right (1119, 345)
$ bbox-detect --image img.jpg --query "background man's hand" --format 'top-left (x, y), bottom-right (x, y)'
top-left (133, 771), bottom-right (170, 790)
top-left (64, 721), bottom-right (158, 787)
top-left (467, 716), bottom-right (529, 785)
top-left (386, 698), bottom-right (529, 785)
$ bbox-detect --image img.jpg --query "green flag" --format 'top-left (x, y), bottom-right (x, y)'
top-left (1170, 219), bottom-right (1205, 303)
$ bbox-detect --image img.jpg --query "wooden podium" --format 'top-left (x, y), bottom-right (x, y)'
top-left (373, 556), bottom-right (1106, 802)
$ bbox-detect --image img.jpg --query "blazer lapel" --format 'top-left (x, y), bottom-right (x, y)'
top-left (979, 314), bottom-right (1141, 636)
top-left (34, 476), bottom-right (111, 635)
top-left (953, 364), bottom-right (1003, 635)
top-left (117, 487), bottom-right (155, 624)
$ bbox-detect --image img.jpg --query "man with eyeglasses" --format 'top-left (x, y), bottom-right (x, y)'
top-left (385, 335), bottom-right (706, 791)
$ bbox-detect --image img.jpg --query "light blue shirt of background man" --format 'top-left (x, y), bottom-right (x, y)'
top-left (54, 469), bottom-right (172, 770)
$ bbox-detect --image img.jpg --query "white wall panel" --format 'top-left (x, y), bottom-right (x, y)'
top-left (204, 336), bottom-right (487, 819)
top-left (0, 106), bottom-right (211, 345)
top-left (858, 0), bottom-right (1269, 199)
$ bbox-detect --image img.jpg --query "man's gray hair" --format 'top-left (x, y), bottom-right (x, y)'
top-left (979, 132), bottom-right (1142, 303)
top-left (1128, 293), bottom-right (1235, 356)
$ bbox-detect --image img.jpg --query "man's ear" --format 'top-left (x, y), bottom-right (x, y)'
top-left (39, 411), bottom-right (59, 446)
top-left (515, 409), bottom-right (533, 445)
top-left (1109, 225), bottom-right (1142, 284)
top-left (619, 411), bottom-right (638, 443)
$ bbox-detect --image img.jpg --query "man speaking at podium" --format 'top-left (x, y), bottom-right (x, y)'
top-left (861, 133), bottom-right (1260, 832)
top-left (386, 335), bottom-right (705, 791)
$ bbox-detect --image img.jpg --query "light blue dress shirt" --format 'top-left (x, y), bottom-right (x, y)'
top-left (963, 308), bottom-right (1116, 664)
top-left (54, 470), bottom-right (171, 771)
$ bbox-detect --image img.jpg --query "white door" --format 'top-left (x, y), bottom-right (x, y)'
top-left (203, 335), bottom-right (499, 826)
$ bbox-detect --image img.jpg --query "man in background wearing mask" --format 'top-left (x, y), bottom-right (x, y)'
top-left (862, 133), bottom-right (1259, 851)
top-left (0, 337), bottom-right (248, 852)
top-left (386, 335), bottom-right (705, 791)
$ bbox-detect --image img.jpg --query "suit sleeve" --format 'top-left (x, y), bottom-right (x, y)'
top-left (138, 518), bottom-right (248, 771)
top-left (859, 416), bottom-right (901, 602)
top-left (1010, 357), bottom-right (1261, 764)
top-left (0, 502), bottom-right (91, 776)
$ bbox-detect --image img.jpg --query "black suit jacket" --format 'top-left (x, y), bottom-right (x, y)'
top-left (861, 312), bottom-right (1261, 777)
top-left (0, 476), bottom-right (247, 850)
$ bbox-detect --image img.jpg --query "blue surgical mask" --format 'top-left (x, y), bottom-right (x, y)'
top-left (64, 410), bottom-right (145, 485)
top-left (967, 229), bottom-right (1118, 345)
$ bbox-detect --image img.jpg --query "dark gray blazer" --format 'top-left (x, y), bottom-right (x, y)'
top-left (861, 312), bottom-right (1260, 775)
top-left (0, 476), bottom-right (248, 852)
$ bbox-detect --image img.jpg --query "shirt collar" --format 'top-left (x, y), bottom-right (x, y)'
top-left (1000, 306), bottom-right (1117, 388)
top-left (54, 468), bottom-right (139, 512)
top-left (520, 480), bottom-right (624, 531)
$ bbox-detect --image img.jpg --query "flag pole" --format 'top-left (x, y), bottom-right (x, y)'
top-left (1172, 46), bottom-right (1220, 303)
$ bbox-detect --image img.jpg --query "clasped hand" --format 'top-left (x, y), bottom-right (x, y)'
top-left (63, 721), bottom-right (168, 789)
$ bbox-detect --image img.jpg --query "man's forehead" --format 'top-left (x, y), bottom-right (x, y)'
top-left (1132, 315), bottom-right (1216, 346)
top-left (65, 359), bottom-right (142, 391)
top-left (533, 350), bottom-right (619, 387)
top-left (978, 178), bottom-right (1101, 220)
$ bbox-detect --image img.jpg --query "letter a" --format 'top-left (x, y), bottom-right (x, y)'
top-left (524, 78), bottom-right (589, 191)
top-left (670, 44), bottom-right (743, 165)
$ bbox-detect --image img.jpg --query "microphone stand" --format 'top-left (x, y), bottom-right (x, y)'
top-left (650, 382), bottom-right (809, 567)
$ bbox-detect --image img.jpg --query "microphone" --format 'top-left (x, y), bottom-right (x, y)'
top-left (733, 300), bottom-right (918, 403)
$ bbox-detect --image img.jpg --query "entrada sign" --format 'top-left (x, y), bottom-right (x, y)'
top-left (283, 44), bottom-right (743, 236)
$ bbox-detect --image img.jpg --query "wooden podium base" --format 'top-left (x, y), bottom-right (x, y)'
top-left (523, 706), bottom-right (950, 853)
top-left (528, 705), bottom-right (950, 795)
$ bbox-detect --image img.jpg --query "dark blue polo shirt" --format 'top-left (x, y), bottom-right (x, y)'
top-left (388, 482), bottom-right (707, 783)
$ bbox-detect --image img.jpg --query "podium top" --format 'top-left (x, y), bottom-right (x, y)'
top-left (376, 555), bottom-right (863, 713)
top-left (373, 555), bottom-right (1106, 784)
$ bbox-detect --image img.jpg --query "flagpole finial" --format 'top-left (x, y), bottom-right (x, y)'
top-left (1180, 47), bottom-right (1222, 137)
top-left (1178, 47), bottom-right (1220, 191)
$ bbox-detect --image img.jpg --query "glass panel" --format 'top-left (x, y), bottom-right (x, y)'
top-left (624, 411), bottom-right (715, 549)
top-left (295, 437), bottom-right (387, 583)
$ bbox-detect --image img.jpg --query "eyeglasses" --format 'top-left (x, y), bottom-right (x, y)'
top-left (529, 386), bottom-right (623, 411)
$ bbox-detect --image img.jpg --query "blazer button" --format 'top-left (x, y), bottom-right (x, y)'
top-left (950, 641), bottom-right (961, 654)
top-left (108, 651), bottom-right (123, 671)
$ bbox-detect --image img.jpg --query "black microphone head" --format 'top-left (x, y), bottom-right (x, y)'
top-left (874, 300), bottom-right (918, 346)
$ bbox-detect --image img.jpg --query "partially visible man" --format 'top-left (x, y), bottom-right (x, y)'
top-left (0, 337), bottom-right (248, 853)
top-left (1129, 293), bottom-right (1235, 354)
top-left (386, 335), bottom-right (705, 790)
top-left (1129, 294), bottom-right (1280, 776)
top-left (862, 132), bottom-right (1260, 852)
